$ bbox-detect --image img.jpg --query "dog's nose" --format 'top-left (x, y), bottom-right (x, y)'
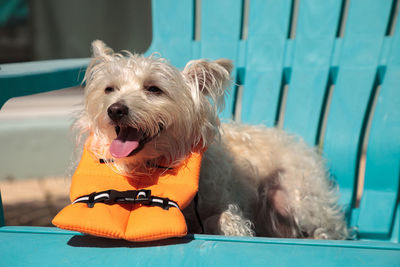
top-left (107, 102), bottom-right (129, 122)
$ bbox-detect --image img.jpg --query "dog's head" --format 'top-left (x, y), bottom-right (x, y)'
top-left (76, 40), bottom-right (232, 175)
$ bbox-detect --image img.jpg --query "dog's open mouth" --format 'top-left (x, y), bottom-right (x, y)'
top-left (109, 126), bottom-right (148, 158)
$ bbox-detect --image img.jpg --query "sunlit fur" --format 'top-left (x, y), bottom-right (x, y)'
top-left (76, 40), bottom-right (348, 239)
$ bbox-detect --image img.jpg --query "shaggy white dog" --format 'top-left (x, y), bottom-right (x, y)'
top-left (75, 40), bottom-right (348, 239)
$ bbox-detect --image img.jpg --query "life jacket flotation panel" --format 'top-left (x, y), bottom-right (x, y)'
top-left (52, 137), bottom-right (202, 242)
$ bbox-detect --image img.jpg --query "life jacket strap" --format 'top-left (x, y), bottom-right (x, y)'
top-left (72, 189), bottom-right (180, 210)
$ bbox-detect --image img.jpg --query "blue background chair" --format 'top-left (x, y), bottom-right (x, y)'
top-left (1, 0), bottom-right (399, 265)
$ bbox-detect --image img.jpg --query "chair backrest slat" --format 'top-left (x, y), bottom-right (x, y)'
top-left (356, 12), bottom-right (400, 240)
top-left (322, 0), bottom-right (393, 211)
top-left (241, 0), bottom-right (292, 126)
top-left (146, 0), bottom-right (195, 68)
top-left (283, 0), bottom-right (342, 145)
top-left (200, 0), bottom-right (244, 118)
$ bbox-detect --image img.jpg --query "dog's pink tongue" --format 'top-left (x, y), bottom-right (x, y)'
top-left (110, 127), bottom-right (140, 158)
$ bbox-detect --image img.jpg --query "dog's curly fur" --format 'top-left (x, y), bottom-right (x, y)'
top-left (75, 40), bottom-right (348, 240)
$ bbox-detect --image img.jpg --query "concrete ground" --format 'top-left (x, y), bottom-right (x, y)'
top-left (0, 86), bottom-right (83, 180)
top-left (0, 87), bottom-right (81, 226)
top-left (1, 176), bottom-right (70, 226)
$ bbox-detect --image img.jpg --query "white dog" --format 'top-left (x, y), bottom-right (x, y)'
top-left (74, 40), bottom-right (348, 239)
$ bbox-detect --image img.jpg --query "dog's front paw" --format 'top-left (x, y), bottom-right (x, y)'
top-left (204, 204), bottom-right (255, 237)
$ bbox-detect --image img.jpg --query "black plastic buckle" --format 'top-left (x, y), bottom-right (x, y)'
top-left (135, 189), bottom-right (151, 205)
top-left (87, 192), bottom-right (96, 208)
top-left (85, 189), bottom-right (153, 207)
top-left (103, 190), bottom-right (119, 205)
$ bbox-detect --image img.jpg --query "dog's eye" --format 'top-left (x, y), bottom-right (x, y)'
top-left (146, 86), bottom-right (163, 95)
top-left (105, 87), bottom-right (115, 94)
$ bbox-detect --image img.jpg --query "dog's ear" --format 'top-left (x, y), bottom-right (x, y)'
top-left (183, 59), bottom-right (233, 109)
top-left (183, 59), bottom-right (233, 94)
top-left (84, 41), bottom-right (115, 86)
top-left (91, 40), bottom-right (114, 59)
top-left (213, 59), bottom-right (234, 77)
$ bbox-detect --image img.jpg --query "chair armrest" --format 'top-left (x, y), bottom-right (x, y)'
top-left (0, 58), bottom-right (89, 108)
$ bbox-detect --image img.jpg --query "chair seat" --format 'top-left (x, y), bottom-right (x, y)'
top-left (1, 226), bottom-right (399, 267)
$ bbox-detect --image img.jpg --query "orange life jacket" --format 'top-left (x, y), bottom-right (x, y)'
top-left (52, 138), bottom-right (202, 242)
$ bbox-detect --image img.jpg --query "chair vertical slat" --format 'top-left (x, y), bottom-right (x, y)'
top-left (356, 14), bottom-right (400, 239)
top-left (201, 0), bottom-right (242, 59)
top-left (322, 0), bottom-right (393, 210)
top-left (283, 0), bottom-right (342, 145)
top-left (145, 0), bottom-right (194, 68)
top-left (200, 0), bottom-right (243, 119)
top-left (241, 0), bottom-right (292, 126)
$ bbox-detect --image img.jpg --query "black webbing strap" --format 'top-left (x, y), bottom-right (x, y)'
top-left (72, 189), bottom-right (180, 210)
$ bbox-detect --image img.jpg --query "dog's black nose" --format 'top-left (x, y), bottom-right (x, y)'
top-left (107, 102), bottom-right (129, 122)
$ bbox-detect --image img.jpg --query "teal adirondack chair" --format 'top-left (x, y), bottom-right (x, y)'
top-left (1, 0), bottom-right (399, 265)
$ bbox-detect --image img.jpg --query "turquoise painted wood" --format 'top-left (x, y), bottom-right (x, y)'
top-left (322, 0), bottom-right (393, 211)
top-left (283, 0), bottom-right (342, 145)
top-left (200, 0), bottom-right (243, 118)
top-left (145, 0), bottom-right (194, 68)
top-left (0, 58), bottom-right (88, 107)
top-left (0, 227), bottom-right (399, 267)
top-left (355, 12), bottom-right (400, 240)
top-left (1, 0), bottom-right (400, 265)
top-left (241, 0), bottom-right (292, 126)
